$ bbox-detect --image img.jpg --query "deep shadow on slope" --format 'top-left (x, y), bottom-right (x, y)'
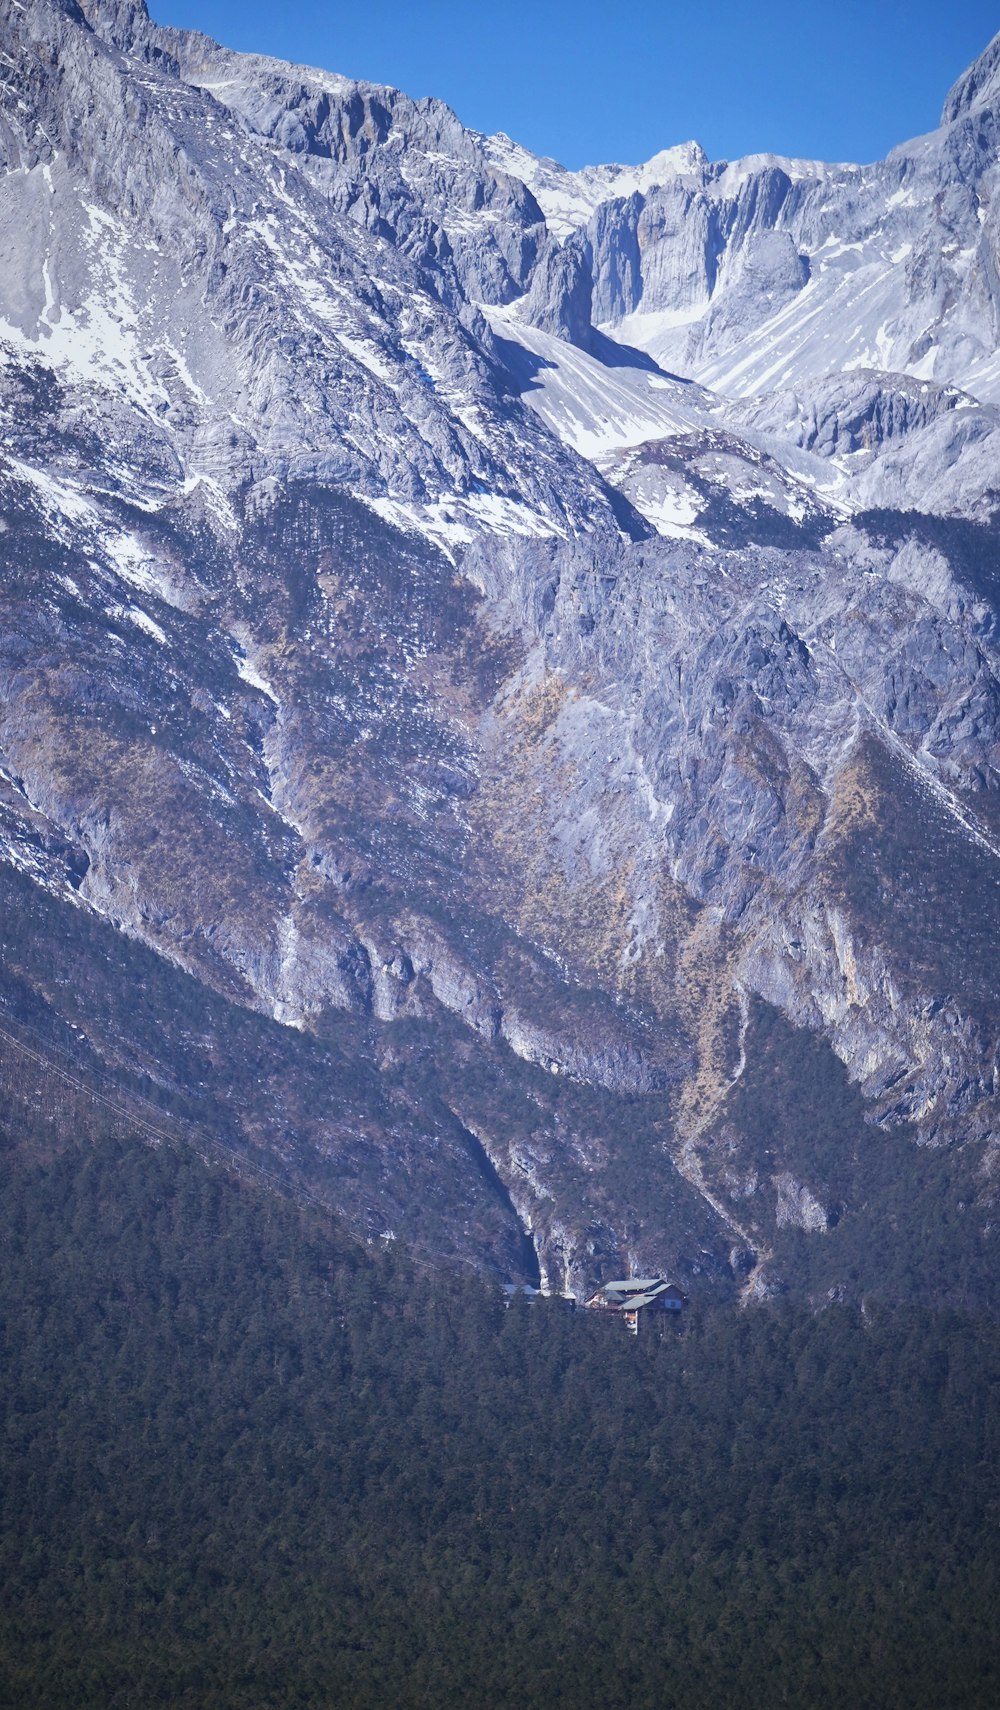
top-left (709, 997), bottom-right (999, 1306)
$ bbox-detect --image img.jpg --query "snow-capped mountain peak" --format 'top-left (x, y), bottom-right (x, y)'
top-left (480, 132), bottom-right (709, 238)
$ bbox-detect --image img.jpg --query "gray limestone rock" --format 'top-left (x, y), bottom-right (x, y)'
top-left (4, 0), bottom-right (1000, 1300)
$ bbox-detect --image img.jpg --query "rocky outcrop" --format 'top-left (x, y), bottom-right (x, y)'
top-left (732, 372), bottom-right (978, 459)
top-left (773, 1173), bottom-right (832, 1233)
top-left (520, 235), bottom-right (595, 347)
top-left (942, 32), bottom-right (1000, 122)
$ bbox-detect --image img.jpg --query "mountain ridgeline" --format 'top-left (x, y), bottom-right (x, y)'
top-left (3, 0), bottom-right (1000, 1303)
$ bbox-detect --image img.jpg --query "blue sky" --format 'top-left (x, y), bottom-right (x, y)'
top-left (155, 2), bottom-right (999, 169)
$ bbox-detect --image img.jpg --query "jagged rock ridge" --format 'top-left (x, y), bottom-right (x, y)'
top-left (2, 0), bottom-right (1000, 1302)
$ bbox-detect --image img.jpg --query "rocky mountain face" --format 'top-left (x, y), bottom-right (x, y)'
top-left (4, 0), bottom-right (1000, 1303)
